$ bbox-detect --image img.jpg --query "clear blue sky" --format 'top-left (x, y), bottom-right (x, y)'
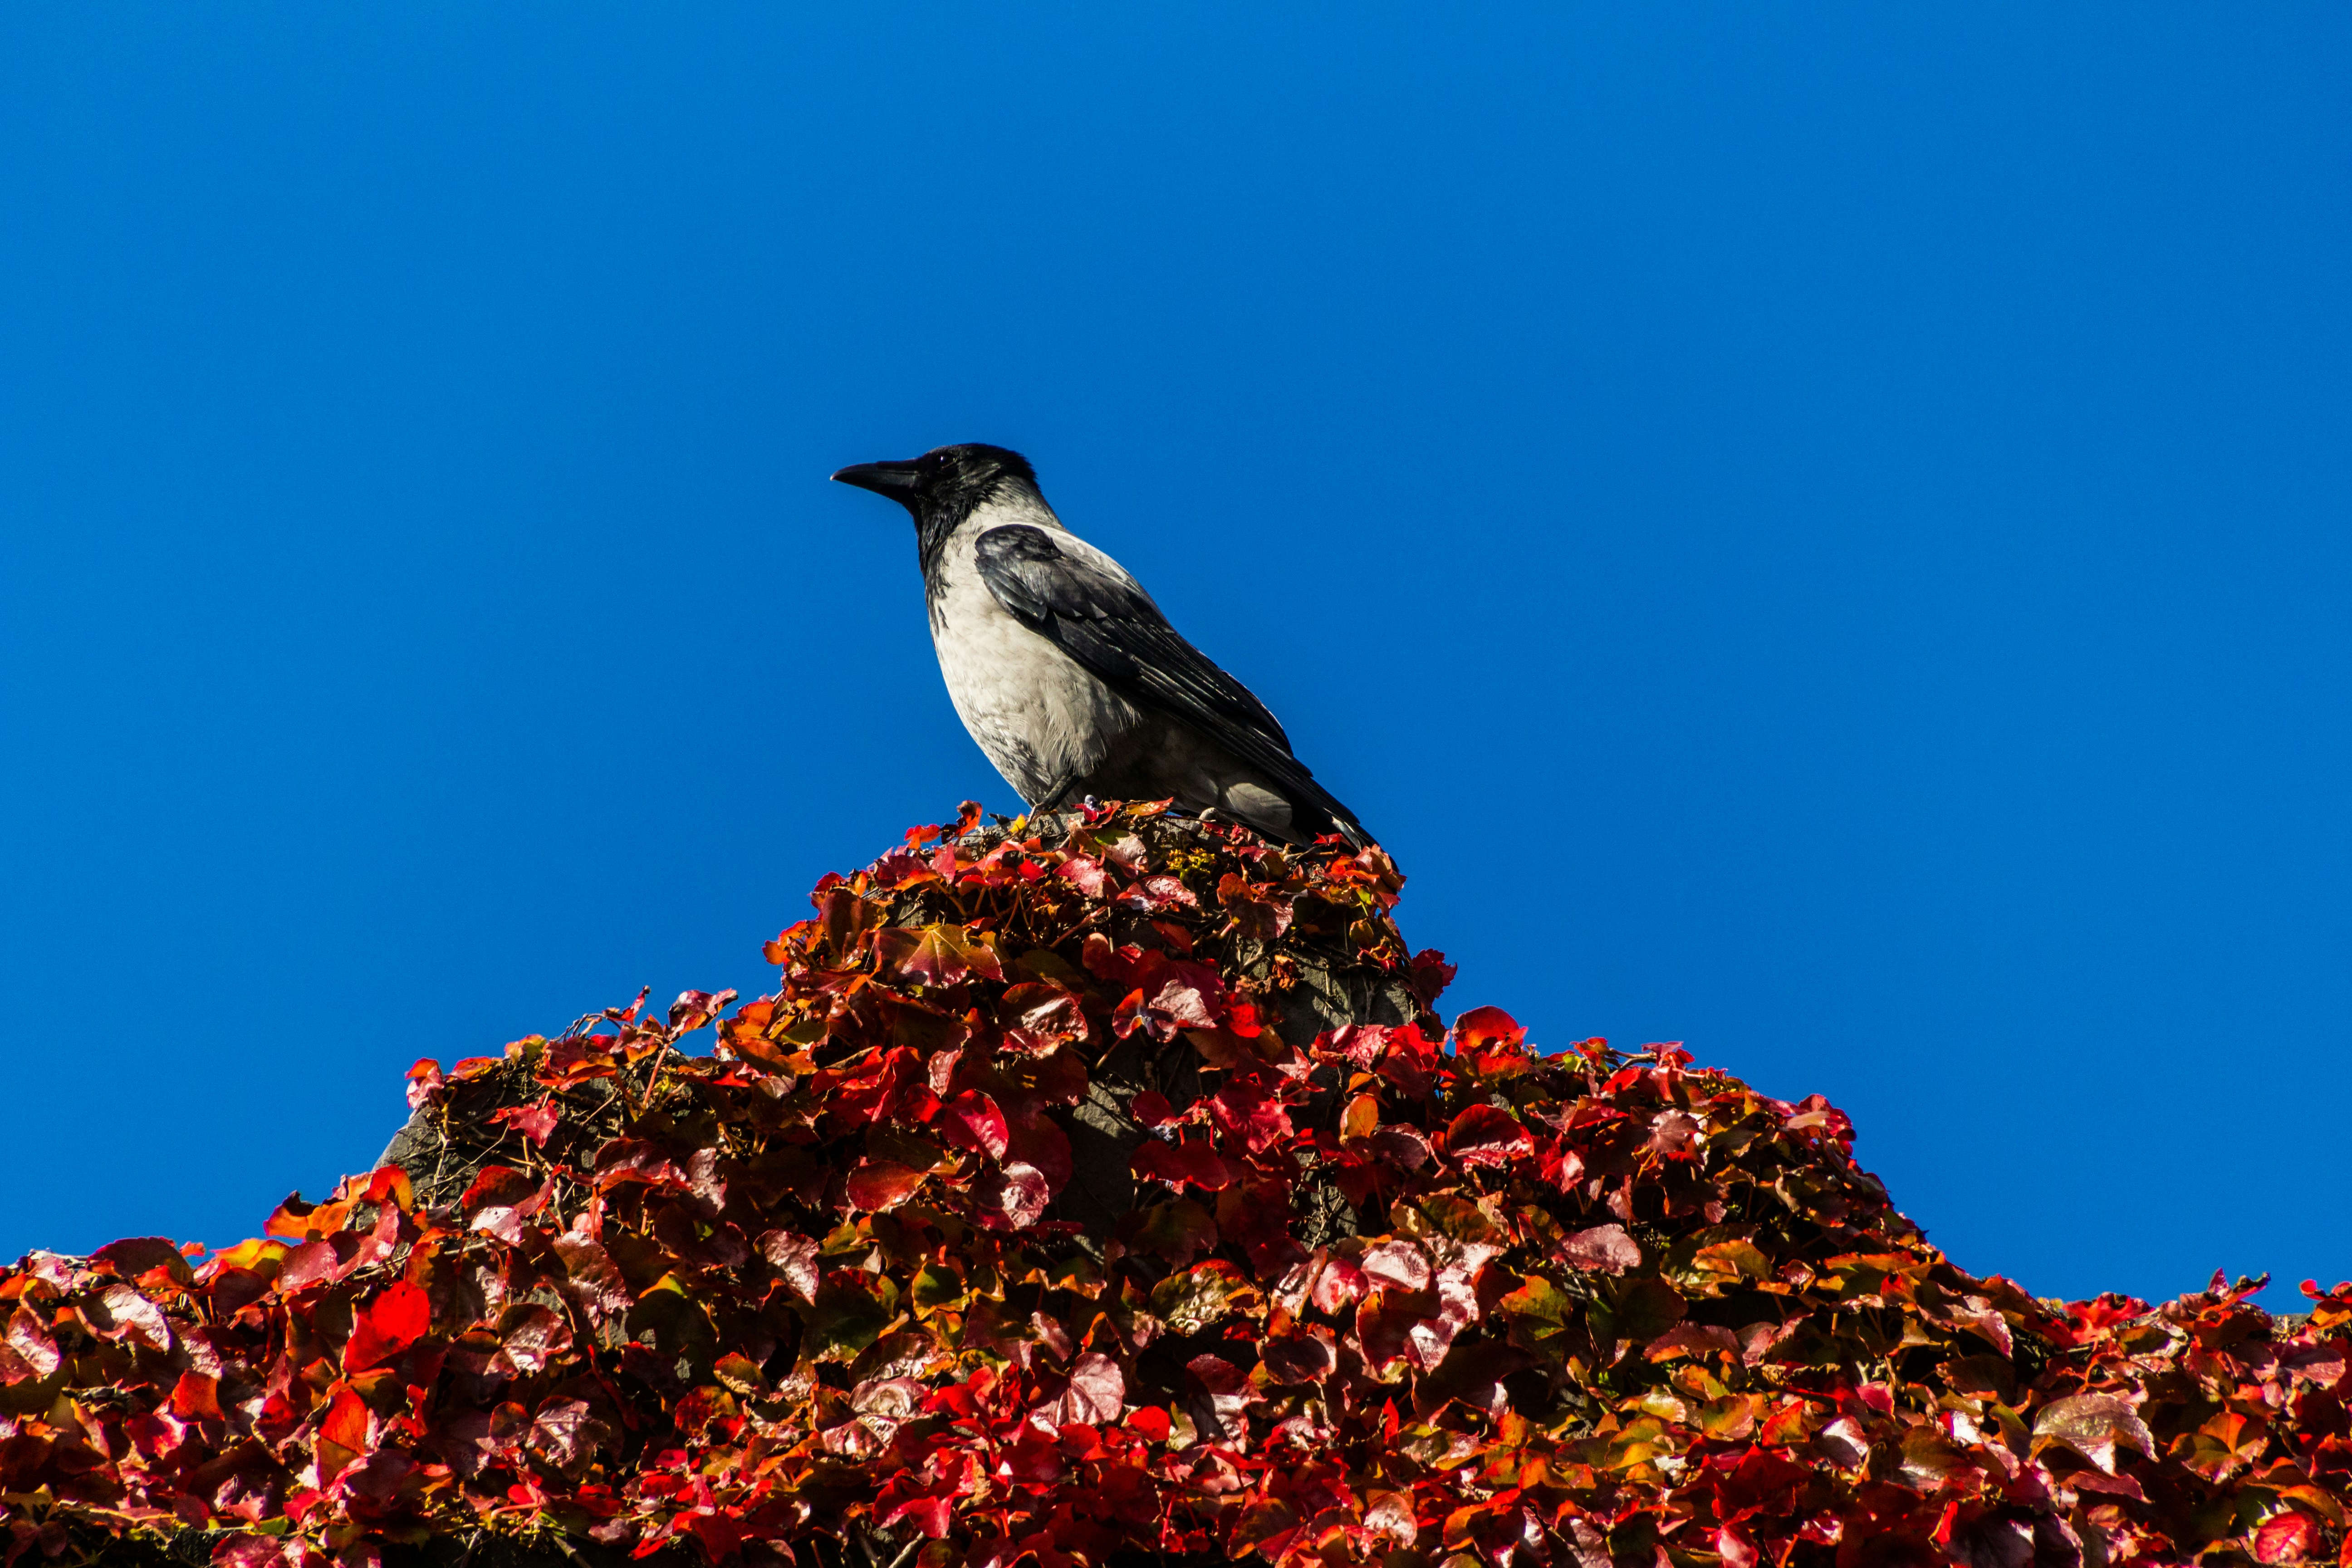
top-left (3, 7), bottom-right (2345, 1311)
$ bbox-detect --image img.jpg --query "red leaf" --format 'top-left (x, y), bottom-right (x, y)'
top-left (1110, 956), bottom-right (1228, 1040)
top-left (1215, 873), bottom-right (1294, 938)
top-left (1311, 1255), bottom-right (1367, 1313)
top-left (1814, 1415), bottom-right (1870, 1468)
top-left (355, 1166), bottom-right (413, 1211)
top-left (170, 1370), bottom-right (224, 1421)
top-left (665, 987), bottom-right (737, 1034)
top-left (758, 1230), bottom-right (821, 1303)
top-left (1132, 1137), bottom-right (1237, 1193)
top-left (1130, 1089), bottom-right (1179, 1128)
top-left (999, 981), bottom-right (1091, 1056)
top-left (683, 1513), bottom-right (746, 1563)
top-left (1126, 1406), bottom-right (1172, 1442)
top-left (1231, 1499), bottom-right (1300, 1562)
top-left (1258, 1327), bottom-right (1338, 1385)
top-left (2032, 1392), bottom-right (2156, 1475)
top-left (93, 1283), bottom-right (173, 1352)
top-left (317, 1387), bottom-right (372, 1481)
top-left (488, 1099), bottom-right (560, 1146)
top-left (1321, 1023), bottom-right (1391, 1068)
top-left (1645, 1322), bottom-right (1742, 1362)
top-left (1132, 873), bottom-right (1199, 911)
top-left (344, 1280), bottom-right (431, 1374)
top-left (537, 1034), bottom-right (620, 1087)
top-left (882, 1494), bottom-right (953, 1540)
top-left (1645, 1108), bottom-right (1703, 1160)
top-left (461, 1165), bottom-right (539, 1211)
top-left (885, 923), bottom-right (1002, 989)
top-left (529, 1396), bottom-right (603, 1467)
top-left (592, 1138), bottom-right (686, 1191)
top-left (278, 1239), bottom-right (339, 1292)
top-left (1081, 932), bottom-right (1128, 980)
top-left (1408, 949), bottom-right (1457, 1005)
top-left (469, 1173), bottom-right (555, 1246)
top-left (92, 1236), bottom-right (193, 1284)
top-left (1049, 1351), bottom-right (1125, 1426)
top-left (1206, 1079), bottom-right (1294, 1156)
top-left (1451, 1005), bottom-right (1525, 1054)
top-left (495, 1304), bottom-right (573, 1377)
top-left (1364, 1492), bottom-right (1419, 1551)
top-left (322, 1392), bottom-right (372, 1457)
top-left (1368, 1123), bottom-right (1434, 1171)
top-left (845, 1160), bottom-right (926, 1213)
top-left (5, 1306), bottom-right (60, 1377)
top-left (552, 1234), bottom-right (634, 1320)
top-left (1361, 1240), bottom-right (1432, 1294)
top-left (934, 1090), bottom-right (1010, 1159)
top-left (1444, 1102), bottom-right (1534, 1166)
top-left (975, 1161), bottom-right (1051, 1230)
top-left (1006, 1109), bottom-right (1074, 1189)
top-left (213, 1536), bottom-right (295, 1568)
top-left (2278, 1339), bottom-right (2348, 1386)
top-left (1149, 971), bottom-right (1222, 1030)
top-left (2254, 1510), bottom-right (2317, 1565)
top-left (1560, 1223), bottom-right (1642, 1273)
top-left (1356, 1297), bottom-right (1420, 1375)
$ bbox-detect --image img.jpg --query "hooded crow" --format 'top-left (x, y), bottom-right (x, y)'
top-left (833, 443), bottom-right (1369, 848)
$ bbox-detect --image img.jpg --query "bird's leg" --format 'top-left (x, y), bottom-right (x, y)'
top-left (1030, 779), bottom-right (1112, 832)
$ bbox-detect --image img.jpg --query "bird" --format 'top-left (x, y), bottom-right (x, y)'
top-left (832, 443), bottom-right (1370, 848)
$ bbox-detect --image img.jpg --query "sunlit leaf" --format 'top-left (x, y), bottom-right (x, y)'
top-left (2031, 1392), bottom-right (2157, 1475)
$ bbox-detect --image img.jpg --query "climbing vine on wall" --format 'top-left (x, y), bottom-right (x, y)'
top-left (2, 802), bottom-right (2346, 1568)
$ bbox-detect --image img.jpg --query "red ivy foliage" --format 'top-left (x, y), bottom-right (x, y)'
top-left (3, 802), bottom-right (2347, 1568)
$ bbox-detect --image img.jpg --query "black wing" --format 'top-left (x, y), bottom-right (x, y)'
top-left (973, 524), bottom-right (1365, 843)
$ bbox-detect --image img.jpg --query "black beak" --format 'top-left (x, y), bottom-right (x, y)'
top-left (831, 460), bottom-right (926, 505)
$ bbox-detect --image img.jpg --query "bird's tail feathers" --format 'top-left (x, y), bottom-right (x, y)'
top-left (1293, 778), bottom-right (1372, 851)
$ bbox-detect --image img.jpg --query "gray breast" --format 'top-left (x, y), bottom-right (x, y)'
top-left (926, 510), bottom-right (1145, 806)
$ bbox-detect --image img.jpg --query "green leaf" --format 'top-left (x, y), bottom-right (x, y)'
top-left (802, 1272), bottom-right (901, 1361)
top-left (911, 1262), bottom-right (967, 1313)
top-left (1130, 1199), bottom-right (1218, 1268)
top-left (1150, 1261), bottom-right (1255, 1336)
top-left (1497, 1274), bottom-right (1580, 1368)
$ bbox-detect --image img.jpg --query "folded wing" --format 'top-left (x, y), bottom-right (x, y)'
top-left (972, 524), bottom-right (1365, 845)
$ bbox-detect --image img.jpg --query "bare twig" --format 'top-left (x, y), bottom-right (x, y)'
top-left (636, 1039), bottom-right (673, 1114)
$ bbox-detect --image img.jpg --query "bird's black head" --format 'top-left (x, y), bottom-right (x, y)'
top-left (831, 444), bottom-right (1039, 528)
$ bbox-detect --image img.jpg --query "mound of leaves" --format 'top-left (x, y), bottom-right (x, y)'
top-left (4, 801), bottom-right (2348, 1568)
